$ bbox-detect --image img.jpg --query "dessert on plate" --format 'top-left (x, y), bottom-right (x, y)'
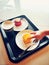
top-left (12, 18), bottom-right (28, 31)
top-left (14, 18), bottom-right (22, 26)
top-left (23, 33), bottom-right (31, 44)
top-left (15, 30), bottom-right (39, 51)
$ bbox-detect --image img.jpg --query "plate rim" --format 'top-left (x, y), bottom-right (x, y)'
top-left (15, 30), bottom-right (39, 51)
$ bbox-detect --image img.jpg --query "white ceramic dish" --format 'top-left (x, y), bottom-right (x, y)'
top-left (1, 21), bottom-right (14, 30)
top-left (13, 18), bottom-right (28, 31)
top-left (15, 30), bottom-right (39, 51)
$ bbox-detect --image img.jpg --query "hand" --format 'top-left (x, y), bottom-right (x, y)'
top-left (30, 31), bottom-right (45, 40)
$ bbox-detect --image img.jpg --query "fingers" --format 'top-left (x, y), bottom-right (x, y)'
top-left (30, 32), bottom-right (36, 34)
top-left (28, 35), bottom-right (37, 39)
top-left (33, 39), bottom-right (38, 43)
top-left (29, 31), bottom-right (41, 40)
top-left (28, 34), bottom-right (40, 40)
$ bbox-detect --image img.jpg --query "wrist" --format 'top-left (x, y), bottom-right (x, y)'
top-left (41, 31), bottom-right (46, 37)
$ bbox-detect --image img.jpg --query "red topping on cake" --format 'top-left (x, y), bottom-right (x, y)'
top-left (14, 18), bottom-right (21, 26)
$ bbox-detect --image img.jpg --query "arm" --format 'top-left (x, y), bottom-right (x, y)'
top-left (43, 30), bottom-right (49, 35)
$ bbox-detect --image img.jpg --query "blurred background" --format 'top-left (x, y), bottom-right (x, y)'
top-left (0, 0), bottom-right (49, 31)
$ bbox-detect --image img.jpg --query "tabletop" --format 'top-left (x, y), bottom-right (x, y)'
top-left (0, 33), bottom-right (49, 65)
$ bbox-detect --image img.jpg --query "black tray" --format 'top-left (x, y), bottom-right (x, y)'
top-left (0, 15), bottom-right (49, 63)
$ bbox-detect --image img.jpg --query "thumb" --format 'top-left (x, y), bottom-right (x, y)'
top-left (30, 32), bottom-right (36, 34)
top-left (29, 35), bottom-right (37, 39)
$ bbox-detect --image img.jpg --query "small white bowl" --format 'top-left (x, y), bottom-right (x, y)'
top-left (1, 20), bottom-right (14, 30)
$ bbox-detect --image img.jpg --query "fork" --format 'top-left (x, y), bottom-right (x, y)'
top-left (18, 39), bottom-right (38, 58)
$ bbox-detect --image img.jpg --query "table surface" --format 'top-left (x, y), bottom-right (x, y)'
top-left (0, 8), bottom-right (49, 65)
top-left (0, 33), bottom-right (49, 65)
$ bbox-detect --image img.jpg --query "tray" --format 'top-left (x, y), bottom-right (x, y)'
top-left (0, 15), bottom-right (49, 63)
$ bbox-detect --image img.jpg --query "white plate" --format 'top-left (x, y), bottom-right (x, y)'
top-left (1, 21), bottom-right (14, 30)
top-left (13, 19), bottom-right (28, 31)
top-left (15, 30), bottom-right (39, 51)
